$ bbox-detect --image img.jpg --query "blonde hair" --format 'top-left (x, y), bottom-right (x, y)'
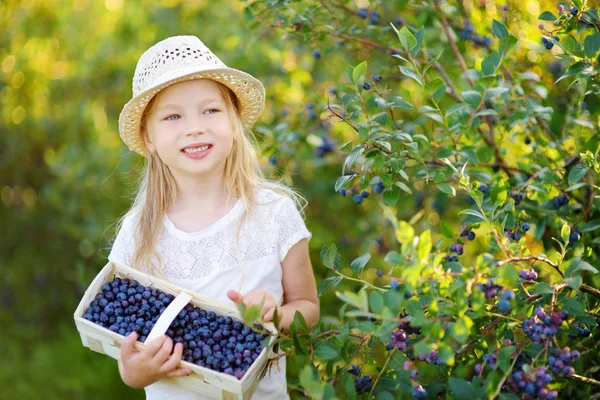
top-left (113, 79), bottom-right (307, 280)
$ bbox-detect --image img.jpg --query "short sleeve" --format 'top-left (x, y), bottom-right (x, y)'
top-left (107, 213), bottom-right (137, 267)
top-left (276, 196), bottom-right (312, 263)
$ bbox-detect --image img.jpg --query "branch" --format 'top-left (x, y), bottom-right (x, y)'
top-left (569, 374), bottom-right (600, 387)
top-left (494, 256), bottom-right (563, 278)
top-left (455, 317), bottom-right (502, 359)
top-left (433, 0), bottom-right (474, 87)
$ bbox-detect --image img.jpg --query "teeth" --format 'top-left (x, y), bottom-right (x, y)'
top-left (183, 145), bottom-right (210, 153)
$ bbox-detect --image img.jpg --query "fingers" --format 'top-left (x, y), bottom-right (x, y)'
top-left (144, 335), bottom-right (169, 359)
top-left (160, 341), bottom-right (185, 374)
top-left (152, 336), bottom-right (174, 364)
top-left (120, 331), bottom-right (138, 360)
top-left (227, 289), bottom-right (244, 304)
top-left (166, 367), bottom-right (193, 378)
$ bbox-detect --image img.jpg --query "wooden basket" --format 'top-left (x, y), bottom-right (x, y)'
top-left (73, 261), bottom-right (278, 400)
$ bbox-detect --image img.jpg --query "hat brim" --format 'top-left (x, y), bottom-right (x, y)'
top-left (118, 65), bottom-right (265, 157)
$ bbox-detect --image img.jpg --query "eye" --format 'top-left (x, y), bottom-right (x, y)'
top-left (164, 114), bottom-right (180, 121)
top-left (205, 108), bottom-right (220, 114)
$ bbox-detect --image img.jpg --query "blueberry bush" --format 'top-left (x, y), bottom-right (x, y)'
top-left (240, 1), bottom-right (600, 399)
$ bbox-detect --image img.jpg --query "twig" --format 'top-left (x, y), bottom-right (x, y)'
top-left (569, 374), bottom-right (600, 387)
top-left (494, 256), bottom-right (563, 278)
top-left (455, 317), bottom-right (502, 359)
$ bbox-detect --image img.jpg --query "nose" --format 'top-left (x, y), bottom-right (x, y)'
top-left (184, 116), bottom-right (206, 137)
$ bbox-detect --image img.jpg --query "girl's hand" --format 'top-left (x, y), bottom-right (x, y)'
top-left (227, 289), bottom-right (280, 323)
top-left (118, 332), bottom-right (192, 388)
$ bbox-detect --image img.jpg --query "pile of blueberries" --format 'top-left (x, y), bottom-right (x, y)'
top-left (522, 307), bottom-right (568, 344)
top-left (83, 276), bottom-right (267, 379)
top-left (548, 346), bottom-right (578, 377)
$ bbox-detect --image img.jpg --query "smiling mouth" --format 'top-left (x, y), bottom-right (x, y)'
top-left (182, 144), bottom-right (212, 153)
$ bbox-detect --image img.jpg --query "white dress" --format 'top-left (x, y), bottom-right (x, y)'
top-left (108, 188), bottom-right (312, 400)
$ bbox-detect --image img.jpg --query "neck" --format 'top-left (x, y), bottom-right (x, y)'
top-left (170, 169), bottom-right (231, 212)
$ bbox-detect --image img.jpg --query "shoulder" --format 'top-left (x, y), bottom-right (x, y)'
top-left (254, 187), bottom-right (292, 208)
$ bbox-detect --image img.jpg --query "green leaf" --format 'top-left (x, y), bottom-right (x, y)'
top-left (438, 183), bottom-right (456, 196)
top-left (564, 275), bottom-right (582, 290)
top-left (394, 181), bottom-right (412, 195)
top-left (584, 31), bottom-right (600, 59)
top-left (318, 276), bottom-right (343, 296)
top-left (335, 174), bottom-right (356, 192)
top-left (530, 282), bottom-right (555, 295)
top-left (351, 252), bottom-right (371, 276)
top-left (538, 11), bottom-right (557, 21)
top-left (370, 291), bottom-right (384, 314)
top-left (383, 187), bottom-right (400, 206)
top-left (568, 164), bottom-right (589, 185)
top-left (399, 66), bottom-right (423, 86)
top-left (417, 230), bottom-right (432, 261)
top-left (579, 220), bottom-right (600, 233)
top-left (242, 304), bottom-right (262, 326)
top-left (565, 257), bottom-right (599, 276)
top-left (449, 377), bottom-right (486, 399)
top-left (321, 244), bottom-right (340, 271)
top-left (458, 209), bottom-right (485, 222)
top-left (499, 35), bottom-right (518, 54)
top-left (562, 298), bottom-right (586, 316)
top-left (556, 61), bottom-right (593, 84)
top-left (406, 300), bottom-right (426, 326)
top-left (461, 91), bottom-right (482, 108)
top-left (492, 20), bottom-right (508, 39)
top-left (397, 26), bottom-right (417, 52)
top-left (481, 51), bottom-right (501, 76)
top-left (292, 310), bottom-right (309, 332)
top-left (352, 61), bottom-right (367, 85)
top-left (440, 222), bottom-right (453, 238)
top-left (314, 345), bottom-right (338, 360)
top-left (411, 26), bottom-right (425, 57)
top-left (561, 223), bottom-right (571, 245)
top-left (498, 345), bottom-right (516, 372)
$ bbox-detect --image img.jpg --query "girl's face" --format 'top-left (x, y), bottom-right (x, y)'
top-left (144, 79), bottom-right (235, 182)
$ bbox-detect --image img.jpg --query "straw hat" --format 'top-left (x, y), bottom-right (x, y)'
top-left (118, 35), bottom-right (266, 157)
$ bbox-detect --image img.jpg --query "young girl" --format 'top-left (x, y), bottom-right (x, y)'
top-left (108, 35), bottom-right (320, 399)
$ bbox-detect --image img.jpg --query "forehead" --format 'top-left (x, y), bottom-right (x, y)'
top-left (154, 79), bottom-right (223, 105)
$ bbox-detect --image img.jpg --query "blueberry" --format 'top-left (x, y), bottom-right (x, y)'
top-left (467, 231), bottom-right (476, 241)
top-left (521, 222), bottom-right (530, 232)
top-left (498, 299), bottom-right (511, 312)
top-left (570, 6), bottom-right (578, 16)
top-left (372, 74), bottom-right (382, 82)
top-left (395, 17), bottom-right (404, 26)
top-left (369, 11), bottom-right (380, 24)
top-left (358, 8), bottom-right (368, 19)
top-left (525, 136), bottom-right (531, 144)
top-left (390, 280), bottom-right (400, 290)
top-left (376, 269), bottom-right (383, 277)
top-left (373, 181), bottom-right (385, 194)
top-left (360, 190), bottom-right (370, 198)
top-left (363, 82), bottom-right (371, 90)
top-left (312, 50), bottom-right (321, 60)
top-left (411, 384), bottom-right (427, 400)
top-left (353, 194), bottom-right (363, 204)
top-left (478, 183), bottom-right (488, 193)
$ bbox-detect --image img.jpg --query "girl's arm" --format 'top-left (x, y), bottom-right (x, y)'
top-left (276, 237), bottom-right (320, 332)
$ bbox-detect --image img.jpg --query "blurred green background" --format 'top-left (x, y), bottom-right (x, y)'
top-left (1, 0), bottom-right (593, 398)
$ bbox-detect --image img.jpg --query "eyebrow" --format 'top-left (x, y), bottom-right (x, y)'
top-left (157, 98), bottom-right (222, 111)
